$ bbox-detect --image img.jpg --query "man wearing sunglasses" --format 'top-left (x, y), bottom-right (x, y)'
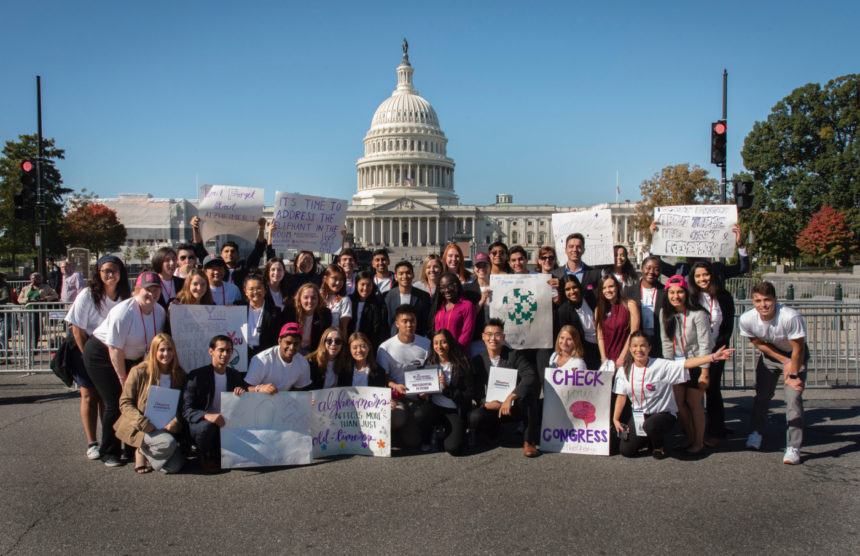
top-left (174, 243), bottom-right (199, 279)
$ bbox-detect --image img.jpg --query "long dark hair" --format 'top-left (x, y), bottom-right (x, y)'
top-left (688, 261), bottom-right (722, 299)
top-left (623, 330), bottom-right (653, 379)
top-left (594, 274), bottom-right (627, 329)
top-left (350, 270), bottom-right (377, 302)
top-left (264, 257), bottom-right (291, 299)
top-left (661, 281), bottom-right (703, 339)
top-left (610, 245), bottom-right (638, 284)
top-left (426, 328), bottom-right (471, 380)
top-left (89, 259), bottom-right (131, 311)
top-left (428, 272), bottom-right (464, 330)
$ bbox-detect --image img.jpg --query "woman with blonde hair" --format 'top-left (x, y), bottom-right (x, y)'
top-left (549, 325), bottom-right (587, 371)
top-left (114, 333), bottom-right (186, 474)
top-left (284, 282), bottom-right (333, 354)
top-left (171, 269), bottom-right (215, 306)
top-left (307, 327), bottom-right (350, 390)
top-left (415, 254), bottom-right (443, 297)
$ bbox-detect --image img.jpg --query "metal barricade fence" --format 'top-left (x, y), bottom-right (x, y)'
top-left (726, 277), bottom-right (860, 300)
top-left (0, 303), bottom-right (72, 372)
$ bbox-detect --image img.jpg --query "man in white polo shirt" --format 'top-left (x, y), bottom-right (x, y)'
top-left (739, 281), bottom-right (807, 465)
top-left (245, 322), bottom-right (312, 393)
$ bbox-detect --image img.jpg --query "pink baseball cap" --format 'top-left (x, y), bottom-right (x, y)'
top-left (474, 253), bottom-right (490, 266)
top-left (664, 275), bottom-right (689, 290)
top-left (136, 271), bottom-right (161, 289)
top-left (279, 322), bottom-right (303, 338)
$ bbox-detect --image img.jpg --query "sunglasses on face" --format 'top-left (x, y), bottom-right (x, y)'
top-left (325, 338), bottom-right (344, 345)
top-left (539, 256), bottom-right (555, 261)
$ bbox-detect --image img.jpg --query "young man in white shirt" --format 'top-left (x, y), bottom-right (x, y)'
top-left (508, 246), bottom-right (530, 275)
top-left (739, 281), bottom-right (807, 465)
top-left (371, 249), bottom-right (394, 294)
top-left (174, 243), bottom-right (199, 279)
top-left (203, 255), bottom-right (242, 306)
top-left (245, 323), bottom-right (312, 393)
top-left (377, 305), bottom-right (430, 449)
top-left (337, 249), bottom-right (358, 295)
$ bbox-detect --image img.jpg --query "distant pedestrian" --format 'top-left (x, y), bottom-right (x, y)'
top-left (59, 261), bottom-right (86, 303)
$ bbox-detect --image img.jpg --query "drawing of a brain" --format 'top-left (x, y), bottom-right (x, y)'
top-left (570, 401), bottom-right (596, 428)
top-left (502, 288), bottom-right (538, 325)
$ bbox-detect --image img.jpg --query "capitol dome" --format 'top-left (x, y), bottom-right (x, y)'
top-left (353, 43), bottom-right (457, 207)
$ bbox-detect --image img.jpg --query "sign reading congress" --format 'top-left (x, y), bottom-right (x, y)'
top-left (198, 185), bottom-right (264, 243)
top-left (651, 204), bottom-right (738, 259)
top-left (272, 192), bottom-right (348, 254)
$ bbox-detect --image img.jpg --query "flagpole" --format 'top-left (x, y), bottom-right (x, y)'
top-left (615, 171), bottom-right (619, 203)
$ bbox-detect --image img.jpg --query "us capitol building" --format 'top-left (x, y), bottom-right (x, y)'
top-left (98, 43), bottom-right (646, 264)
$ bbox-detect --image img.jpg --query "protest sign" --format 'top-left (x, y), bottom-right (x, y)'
top-left (540, 361), bottom-right (614, 455)
top-left (311, 387), bottom-right (391, 458)
top-left (197, 185), bottom-right (264, 243)
top-left (489, 274), bottom-right (553, 349)
top-left (551, 209), bottom-right (614, 266)
top-left (272, 192), bottom-right (348, 254)
top-left (220, 392), bottom-right (313, 468)
top-left (485, 367), bottom-right (517, 403)
top-left (651, 205), bottom-right (738, 258)
top-left (169, 305), bottom-right (248, 372)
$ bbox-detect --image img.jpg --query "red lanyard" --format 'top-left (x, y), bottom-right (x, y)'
top-left (632, 364), bottom-right (647, 409)
top-left (160, 277), bottom-right (174, 300)
top-left (140, 308), bottom-right (156, 348)
top-left (641, 284), bottom-right (656, 307)
top-left (445, 303), bottom-right (457, 331)
top-left (329, 296), bottom-right (340, 311)
top-left (374, 275), bottom-right (392, 289)
top-left (672, 311), bottom-right (687, 355)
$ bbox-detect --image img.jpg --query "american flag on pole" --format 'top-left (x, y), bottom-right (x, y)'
top-left (405, 177), bottom-right (414, 186)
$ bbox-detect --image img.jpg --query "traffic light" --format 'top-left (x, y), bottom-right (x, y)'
top-left (15, 160), bottom-right (37, 220)
top-left (733, 179), bottom-right (753, 211)
top-left (711, 120), bottom-right (727, 166)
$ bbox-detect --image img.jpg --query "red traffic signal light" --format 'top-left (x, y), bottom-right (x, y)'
top-left (21, 160), bottom-right (34, 173)
top-left (20, 160), bottom-right (37, 187)
top-left (713, 121), bottom-right (727, 135)
top-left (711, 120), bottom-right (727, 166)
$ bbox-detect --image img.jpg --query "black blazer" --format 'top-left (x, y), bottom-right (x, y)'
top-left (237, 298), bottom-right (286, 359)
top-left (553, 300), bottom-right (586, 344)
top-left (470, 346), bottom-right (538, 400)
top-left (157, 275), bottom-right (185, 310)
top-left (346, 292), bottom-right (390, 350)
top-left (383, 287), bottom-right (431, 338)
top-left (658, 255), bottom-right (750, 283)
top-left (337, 363), bottom-right (388, 388)
top-left (552, 264), bottom-right (602, 308)
top-left (182, 364), bottom-right (247, 424)
top-left (462, 281), bottom-right (487, 343)
top-left (712, 288), bottom-right (736, 350)
top-left (282, 305), bottom-right (333, 353)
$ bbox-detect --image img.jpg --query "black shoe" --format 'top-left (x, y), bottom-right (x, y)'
top-left (103, 454), bottom-right (124, 468)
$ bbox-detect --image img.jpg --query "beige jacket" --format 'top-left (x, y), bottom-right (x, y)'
top-left (114, 362), bottom-right (185, 448)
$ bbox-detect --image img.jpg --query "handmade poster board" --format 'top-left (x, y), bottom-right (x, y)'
top-left (311, 387), bottom-right (391, 458)
top-left (272, 192), bottom-right (348, 253)
top-left (489, 274), bottom-right (553, 349)
top-left (651, 205), bottom-right (738, 259)
top-left (551, 209), bottom-right (614, 266)
top-left (198, 185), bottom-right (264, 243)
top-left (169, 305), bottom-right (249, 372)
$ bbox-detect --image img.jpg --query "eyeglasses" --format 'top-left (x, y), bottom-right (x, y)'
top-left (490, 250), bottom-right (506, 256)
top-left (539, 256), bottom-right (555, 261)
top-left (99, 269), bottom-right (119, 276)
top-left (483, 332), bottom-right (504, 339)
top-left (325, 338), bottom-right (344, 345)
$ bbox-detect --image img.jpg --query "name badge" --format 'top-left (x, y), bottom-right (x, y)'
top-left (632, 409), bottom-right (647, 437)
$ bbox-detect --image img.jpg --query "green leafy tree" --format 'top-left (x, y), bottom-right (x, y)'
top-left (633, 163), bottom-right (720, 241)
top-left (63, 200), bottom-right (127, 259)
top-left (134, 246), bottom-right (150, 266)
top-left (741, 74), bottom-right (860, 223)
top-left (0, 135), bottom-right (71, 266)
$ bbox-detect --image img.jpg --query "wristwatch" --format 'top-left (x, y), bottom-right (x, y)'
top-left (788, 374), bottom-right (799, 379)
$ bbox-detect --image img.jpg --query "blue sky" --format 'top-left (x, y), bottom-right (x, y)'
top-left (2, 0), bottom-right (857, 207)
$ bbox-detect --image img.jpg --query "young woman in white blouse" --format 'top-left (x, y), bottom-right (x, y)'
top-left (549, 325), bottom-right (588, 371)
top-left (65, 255), bottom-right (132, 460)
top-left (613, 331), bottom-right (733, 459)
top-left (263, 258), bottom-right (291, 312)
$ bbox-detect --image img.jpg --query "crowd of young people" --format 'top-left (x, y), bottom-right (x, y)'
top-left (62, 216), bottom-right (808, 473)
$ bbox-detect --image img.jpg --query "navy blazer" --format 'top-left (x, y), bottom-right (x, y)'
top-left (470, 346), bottom-right (538, 400)
top-left (182, 364), bottom-right (247, 424)
top-left (383, 287), bottom-right (431, 338)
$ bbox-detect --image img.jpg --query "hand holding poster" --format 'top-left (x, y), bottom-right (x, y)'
top-left (311, 387), bottom-right (391, 458)
top-left (540, 361), bottom-right (615, 456)
top-left (651, 205), bottom-right (738, 258)
top-left (198, 185), bottom-right (264, 243)
top-left (169, 305), bottom-right (249, 372)
top-left (404, 367), bottom-right (442, 395)
top-left (220, 392), bottom-right (313, 468)
top-left (485, 367), bottom-right (517, 403)
top-left (489, 274), bottom-right (553, 349)
top-left (272, 192), bottom-right (348, 254)
top-left (551, 209), bottom-right (613, 266)
top-left (144, 386), bottom-right (180, 430)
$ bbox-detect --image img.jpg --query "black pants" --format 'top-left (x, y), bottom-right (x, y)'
top-left (619, 412), bottom-right (677, 457)
top-left (83, 337), bottom-right (138, 458)
top-left (583, 341), bottom-right (601, 370)
top-left (188, 419), bottom-right (221, 461)
top-left (470, 394), bottom-right (540, 445)
top-left (413, 402), bottom-right (466, 455)
top-left (705, 359), bottom-right (727, 438)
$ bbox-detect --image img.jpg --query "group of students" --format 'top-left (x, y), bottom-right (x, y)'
top-left (62, 215), bottom-right (808, 472)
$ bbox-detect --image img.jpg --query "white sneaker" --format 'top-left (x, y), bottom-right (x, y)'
top-left (783, 447), bottom-right (801, 465)
top-left (86, 442), bottom-right (101, 460)
top-left (745, 431), bottom-right (762, 450)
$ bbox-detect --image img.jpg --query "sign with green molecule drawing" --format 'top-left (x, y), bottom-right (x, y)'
top-left (489, 274), bottom-right (553, 349)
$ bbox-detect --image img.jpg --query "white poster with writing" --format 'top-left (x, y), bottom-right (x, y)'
top-left (143, 386), bottom-right (180, 430)
top-left (540, 361), bottom-right (614, 456)
top-left (169, 305), bottom-right (249, 372)
top-left (272, 192), bottom-right (348, 254)
top-left (651, 205), bottom-right (738, 259)
top-left (489, 274), bottom-right (553, 349)
top-left (551, 209), bottom-right (614, 266)
top-left (311, 387), bottom-right (391, 458)
top-left (198, 184), bottom-right (264, 243)
top-left (220, 392), bottom-right (313, 468)
top-left (485, 367), bottom-right (518, 403)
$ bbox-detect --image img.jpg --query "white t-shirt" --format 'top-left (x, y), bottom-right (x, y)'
top-left (700, 292), bottom-right (723, 346)
top-left (548, 352), bottom-right (587, 371)
top-left (211, 370), bottom-right (228, 413)
top-left (246, 347), bottom-right (312, 391)
top-left (323, 360), bottom-right (338, 389)
top-left (613, 358), bottom-right (690, 416)
top-left (431, 361), bottom-right (457, 409)
top-left (352, 365), bottom-right (370, 387)
top-left (210, 282), bottom-right (242, 306)
top-left (576, 302), bottom-right (598, 344)
top-left (374, 274), bottom-right (394, 294)
top-left (159, 373), bottom-right (172, 389)
top-left (739, 304), bottom-right (806, 354)
top-left (269, 289), bottom-right (284, 311)
top-left (65, 287), bottom-right (125, 335)
top-left (399, 292), bottom-right (412, 305)
top-left (377, 334), bottom-right (431, 385)
top-left (640, 286), bottom-right (658, 332)
top-left (247, 306), bottom-right (264, 347)
top-left (327, 295), bottom-right (352, 328)
top-left (92, 298), bottom-right (166, 360)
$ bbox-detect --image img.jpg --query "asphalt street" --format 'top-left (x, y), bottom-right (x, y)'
top-left (1, 373), bottom-right (858, 555)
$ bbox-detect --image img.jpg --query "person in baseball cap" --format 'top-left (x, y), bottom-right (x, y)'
top-left (244, 322), bottom-right (311, 395)
top-left (202, 255), bottom-right (241, 305)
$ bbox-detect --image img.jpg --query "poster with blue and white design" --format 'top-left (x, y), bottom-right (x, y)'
top-left (489, 274), bottom-right (553, 349)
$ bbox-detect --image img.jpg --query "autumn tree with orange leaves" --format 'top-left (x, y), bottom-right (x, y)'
top-left (796, 206), bottom-right (856, 266)
top-left (64, 201), bottom-right (127, 258)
